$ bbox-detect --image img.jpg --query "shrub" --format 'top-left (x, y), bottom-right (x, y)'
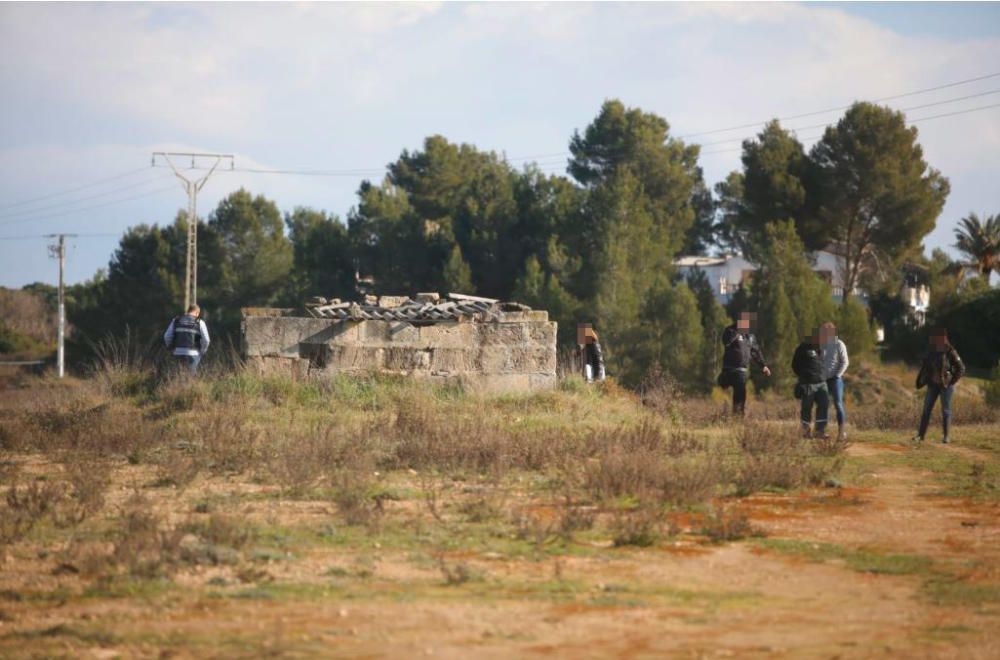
top-left (104, 494), bottom-right (184, 579)
top-left (1, 479), bottom-right (68, 549)
top-left (55, 453), bottom-right (112, 526)
top-left (732, 422), bottom-right (810, 496)
top-left (610, 502), bottom-right (661, 547)
top-left (700, 505), bottom-right (759, 543)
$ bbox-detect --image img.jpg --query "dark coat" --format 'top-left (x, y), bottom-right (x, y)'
top-left (916, 345), bottom-right (965, 389)
top-left (721, 324), bottom-right (767, 371)
top-left (791, 341), bottom-right (825, 385)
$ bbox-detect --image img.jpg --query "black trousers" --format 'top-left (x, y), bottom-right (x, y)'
top-left (720, 369), bottom-right (748, 416)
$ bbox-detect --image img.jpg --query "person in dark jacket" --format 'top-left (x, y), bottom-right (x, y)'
top-left (914, 328), bottom-right (965, 444)
top-left (792, 329), bottom-right (829, 439)
top-left (163, 304), bottom-right (210, 373)
top-left (718, 312), bottom-right (771, 416)
top-left (577, 323), bottom-right (606, 383)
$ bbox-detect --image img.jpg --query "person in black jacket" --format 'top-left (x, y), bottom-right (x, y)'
top-left (792, 329), bottom-right (829, 439)
top-left (577, 323), bottom-right (606, 383)
top-left (914, 328), bottom-right (966, 444)
top-left (718, 312), bottom-right (771, 416)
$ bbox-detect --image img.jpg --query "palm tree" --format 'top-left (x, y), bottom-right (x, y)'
top-left (953, 212), bottom-right (1000, 280)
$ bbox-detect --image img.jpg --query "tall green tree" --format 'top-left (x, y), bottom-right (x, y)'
top-left (715, 120), bottom-right (823, 260)
top-left (442, 244), bottom-right (474, 293)
top-left (751, 221), bottom-right (836, 389)
top-left (569, 99), bottom-right (700, 263)
top-left (953, 212), bottom-right (1000, 281)
top-left (811, 102), bottom-right (950, 299)
top-left (635, 278), bottom-right (703, 389)
top-left (681, 168), bottom-right (717, 256)
top-left (836, 295), bottom-right (875, 361)
top-left (386, 136), bottom-right (522, 298)
top-left (567, 100), bottom-right (703, 381)
top-left (285, 207), bottom-right (355, 301)
top-left (206, 189), bottom-right (292, 303)
top-left (512, 254), bottom-right (581, 346)
top-left (686, 268), bottom-right (730, 393)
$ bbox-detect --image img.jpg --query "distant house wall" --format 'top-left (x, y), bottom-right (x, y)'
top-left (241, 308), bottom-right (558, 392)
top-left (676, 251), bottom-right (868, 306)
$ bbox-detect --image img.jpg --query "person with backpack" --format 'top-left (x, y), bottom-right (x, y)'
top-left (163, 304), bottom-right (210, 373)
top-left (914, 327), bottom-right (965, 444)
top-left (792, 328), bottom-right (829, 439)
top-left (718, 311), bottom-right (771, 416)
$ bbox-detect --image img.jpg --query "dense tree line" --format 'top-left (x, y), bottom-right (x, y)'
top-left (23, 98), bottom-right (995, 385)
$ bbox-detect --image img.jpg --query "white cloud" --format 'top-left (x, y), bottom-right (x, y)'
top-left (1, 1), bottom-right (999, 286)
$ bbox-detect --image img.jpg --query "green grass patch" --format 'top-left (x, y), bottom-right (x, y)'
top-left (0, 622), bottom-right (121, 646)
top-left (923, 577), bottom-right (1000, 609)
top-left (754, 538), bottom-right (933, 575)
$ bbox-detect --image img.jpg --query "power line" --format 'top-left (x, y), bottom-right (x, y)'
top-left (0, 184), bottom-right (178, 228)
top-left (697, 101), bottom-right (1000, 156)
top-left (698, 90), bottom-right (1000, 148)
top-left (0, 232), bottom-right (118, 241)
top-left (0, 171), bottom-right (173, 220)
top-left (0, 167), bottom-right (150, 212)
top-left (678, 70), bottom-right (1000, 139)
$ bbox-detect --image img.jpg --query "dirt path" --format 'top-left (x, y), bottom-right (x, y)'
top-left (742, 443), bottom-right (1000, 561)
top-left (3, 442), bottom-right (998, 659)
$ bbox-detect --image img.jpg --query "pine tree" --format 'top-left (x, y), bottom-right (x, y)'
top-left (836, 295), bottom-right (875, 361)
top-left (442, 244), bottom-right (474, 293)
top-left (636, 279), bottom-right (703, 389)
top-left (687, 269), bottom-right (730, 393)
top-left (752, 221), bottom-right (835, 389)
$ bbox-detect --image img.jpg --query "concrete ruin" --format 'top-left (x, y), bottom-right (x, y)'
top-left (241, 293), bottom-right (557, 391)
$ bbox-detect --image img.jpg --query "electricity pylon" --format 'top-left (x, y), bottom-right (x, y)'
top-left (152, 152), bottom-right (234, 309)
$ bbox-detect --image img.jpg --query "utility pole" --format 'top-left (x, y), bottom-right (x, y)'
top-left (46, 233), bottom-right (76, 378)
top-left (152, 152), bottom-right (234, 309)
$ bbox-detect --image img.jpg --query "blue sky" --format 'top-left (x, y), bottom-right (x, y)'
top-left (1, 2), bottom-right (999, 288)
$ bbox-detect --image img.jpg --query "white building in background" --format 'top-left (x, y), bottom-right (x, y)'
top-left (674, 254), bottom-right (757, 301)
top-left (675, 249), bottom-right (864, 305)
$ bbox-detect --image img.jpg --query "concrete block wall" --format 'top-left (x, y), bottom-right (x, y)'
top-left (241, 308), bottom-right (557, 391)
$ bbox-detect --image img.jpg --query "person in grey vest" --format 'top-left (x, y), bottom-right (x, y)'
top-left (820, 322), bottom-right (849, 440)
top-left (163, 304), bottom-right (210, 373)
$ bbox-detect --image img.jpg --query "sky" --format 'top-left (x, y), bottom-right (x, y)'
top-left (1, 1), bottom-right (999, 289)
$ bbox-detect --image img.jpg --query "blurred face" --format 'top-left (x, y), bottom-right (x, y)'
top-left (737, 312), bottom-right (755, 330)
top-left (931, 332), bottom-right (948, 350)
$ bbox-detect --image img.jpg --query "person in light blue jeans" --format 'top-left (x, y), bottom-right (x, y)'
top-left (820, 322), bottom-right (849, 440)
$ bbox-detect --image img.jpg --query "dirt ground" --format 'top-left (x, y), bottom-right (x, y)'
top-left (1, 367), bottom-right (998, 659)
top-left (0, 433), bottom-right (996, 659)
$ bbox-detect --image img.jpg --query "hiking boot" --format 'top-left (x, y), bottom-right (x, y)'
top-left (801, 428), bottom-right (813, 440)
top-left (814, 431), bottom-right (831, 440)
top-left (941, 436), bottom-right (951, 444)
top-left (837, 427), bottom-right (847, 442)
top-left (911, 434), bottom-right (924, 445)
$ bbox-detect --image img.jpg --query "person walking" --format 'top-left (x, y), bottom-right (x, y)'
top-left (718, 311), bottom-right (771, 416)
top-left (914, 328), bottom-right (965, 444)
top-left (577, 323), bottom-right (606, 383)
top-left (163, 304), bottom-right (210, 374)
top-left (792, 328), bottom-right (829, 439)
top-left (820, 322), bottom-right (850, 440)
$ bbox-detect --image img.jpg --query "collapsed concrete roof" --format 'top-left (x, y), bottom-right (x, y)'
top-left (303, 292), bottom-right (530, 323)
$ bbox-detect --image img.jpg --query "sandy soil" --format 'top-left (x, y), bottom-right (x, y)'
top-left (1, 442), bottom-right (998, 659)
